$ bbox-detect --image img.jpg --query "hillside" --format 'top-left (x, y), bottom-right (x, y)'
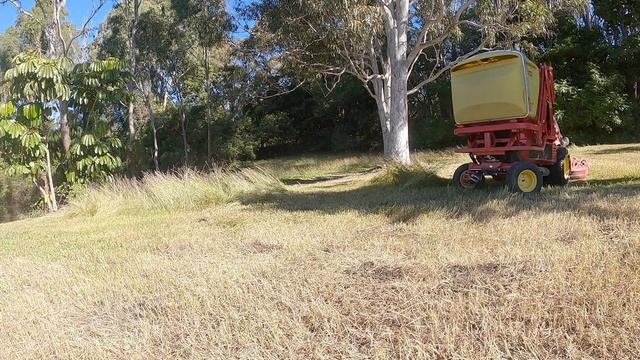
top-left (1, 144), bottom-right (640, 358)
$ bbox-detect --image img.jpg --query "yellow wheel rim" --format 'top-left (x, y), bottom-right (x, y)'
top-left (563, 156), bottom-right (571, 180)
top-left (517, 169), bottom-right (538, 192)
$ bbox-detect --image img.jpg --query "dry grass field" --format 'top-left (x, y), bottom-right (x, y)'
top-left (1, 143), bottom-right (640, 359)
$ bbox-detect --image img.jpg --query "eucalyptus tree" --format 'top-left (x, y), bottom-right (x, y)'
top-left (126, 0), bottom-right (233, 166)
top-left (100, 0), bottom-right (176, 171)
top-left (248, 0), bottom-right (587, 164)
top-left (98, 0), bottom-right (143, 175)
top-left (164, 9), bottom-right (199, 165)
top-left (132, 4), bottom-right (179, 170)
top-left (180, 0), bottom-right (233, 161)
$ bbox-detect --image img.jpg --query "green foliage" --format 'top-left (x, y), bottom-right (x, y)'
top-left (70, 58), bottom-right (129, 105)
top-left (0, 52), bottom-right (127, 208)
top-left (539, 6), bottom-right (640, 143)
top-left (555, 65), bottom-right (630, 143)
top-left (251, 112), bottom-right (298, 150)
top-left (3, 52), bottom-right (71, 101)
top-left (0, 162), bottom-right (37, 223)
top-left (0, 53), bottom-right (60, 193)
top-left (67, 58), bottom-right (129, 183)
top-left (68, 124), bottom-right (123, 184)
top-left (0, 28), bottom-right (20, 79)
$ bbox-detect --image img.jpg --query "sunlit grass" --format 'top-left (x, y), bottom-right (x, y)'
top-left (1, 143), bottom-right (640, 358)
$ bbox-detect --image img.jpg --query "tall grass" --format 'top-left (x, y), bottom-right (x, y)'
top-left (68, 168), bottom-right (284, 217)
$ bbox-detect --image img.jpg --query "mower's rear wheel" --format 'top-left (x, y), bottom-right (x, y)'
top-left (546, 147), bottom-right (570, 186)
top-left (453, 163), bottom-right (484, 190)
top-left (507, 161), bottom-right (543, 193)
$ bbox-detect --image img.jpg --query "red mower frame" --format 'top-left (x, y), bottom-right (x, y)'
top-left (453, 63), bottom-right (589, 192)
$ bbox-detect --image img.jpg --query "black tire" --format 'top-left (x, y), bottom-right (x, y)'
top-left (453, 163), bottom-right (485, 190)
top-left (506, 161), bottom-right (543, 193)
top-left (546, 147), bottom-right (570, 187)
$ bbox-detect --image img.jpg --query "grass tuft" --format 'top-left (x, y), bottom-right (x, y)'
top-left (371, 163), bottom-right (449, 188)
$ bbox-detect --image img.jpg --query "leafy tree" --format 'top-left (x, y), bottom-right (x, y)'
top-left (180, 0), bottom-right (233, 162)
top-left (96, 0), bottom-right (143, 175)
top-left (0, 52), bottom-right (71, 211)
top-left (0, 52), bottom-right (127, 211)
top-left (0, 28), bottom-right (21, 79)
top-left (538, 6), bottom-right (638, 143)
top-left (555, 65), bottom-right (630, 143)
top-left (66, 58), bottom-right (128, 183)
top-left (245, 0), bottom-right (587, 164)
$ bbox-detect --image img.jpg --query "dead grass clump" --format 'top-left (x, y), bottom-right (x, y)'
top-left (345, 260), bottom-right (413, 281)
top-left (440, 261), bottom-right (537, 294)
top-left (243, 241), bottom-right (283, 254)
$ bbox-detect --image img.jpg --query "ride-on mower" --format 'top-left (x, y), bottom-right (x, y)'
top-left (450, 50), bottom-right (589, 193)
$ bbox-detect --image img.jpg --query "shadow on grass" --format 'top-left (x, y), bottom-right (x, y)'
top-left (281, 167), bottom-right (383, 185)
top-left (588, 145), bottom-right (640, 155)
top-left (241, 171), bottom-right (640, 224)
top-left (583, 177), bottom-right (640, 186)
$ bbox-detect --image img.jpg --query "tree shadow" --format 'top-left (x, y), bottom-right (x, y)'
top-left (241, 176), bottom-right (640, 224)
top-left (281, 166), bottom-right (383, 185)
top-left (588, 145), bottom-right (640, 155)
top-left (582, 177), bottom-right (640, 186)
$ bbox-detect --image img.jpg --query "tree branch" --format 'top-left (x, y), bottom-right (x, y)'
top-left (2, 0), bottom-right (33, 17)
top-left (406, 0), bottom-right (475, 69)
top-left (64, 0), bottom-right (108, 56)
top-left (258, 79), bottom-right (307, 99)
top-left (407, 37), bottom-right (489, 96)
top-left (53, 0), bottom-right (69, 57)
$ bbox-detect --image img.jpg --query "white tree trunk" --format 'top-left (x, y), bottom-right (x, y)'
top-left (380, 0), bottom-right (411, 165)
top-left (387, 74), bottom-right (410, 165)
top-left (44, 145), bottom-right (58, 212)
top-left (375, 99), bottom-right (391, 155)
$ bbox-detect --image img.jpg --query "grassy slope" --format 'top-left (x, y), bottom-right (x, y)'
top-left (1, 144), bottom-right (640, 358)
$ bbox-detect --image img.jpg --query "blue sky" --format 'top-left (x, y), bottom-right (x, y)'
top-left (0, 0), bottom-right (245, 34)
top-left (0, 0), bottom-right (115, 33)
